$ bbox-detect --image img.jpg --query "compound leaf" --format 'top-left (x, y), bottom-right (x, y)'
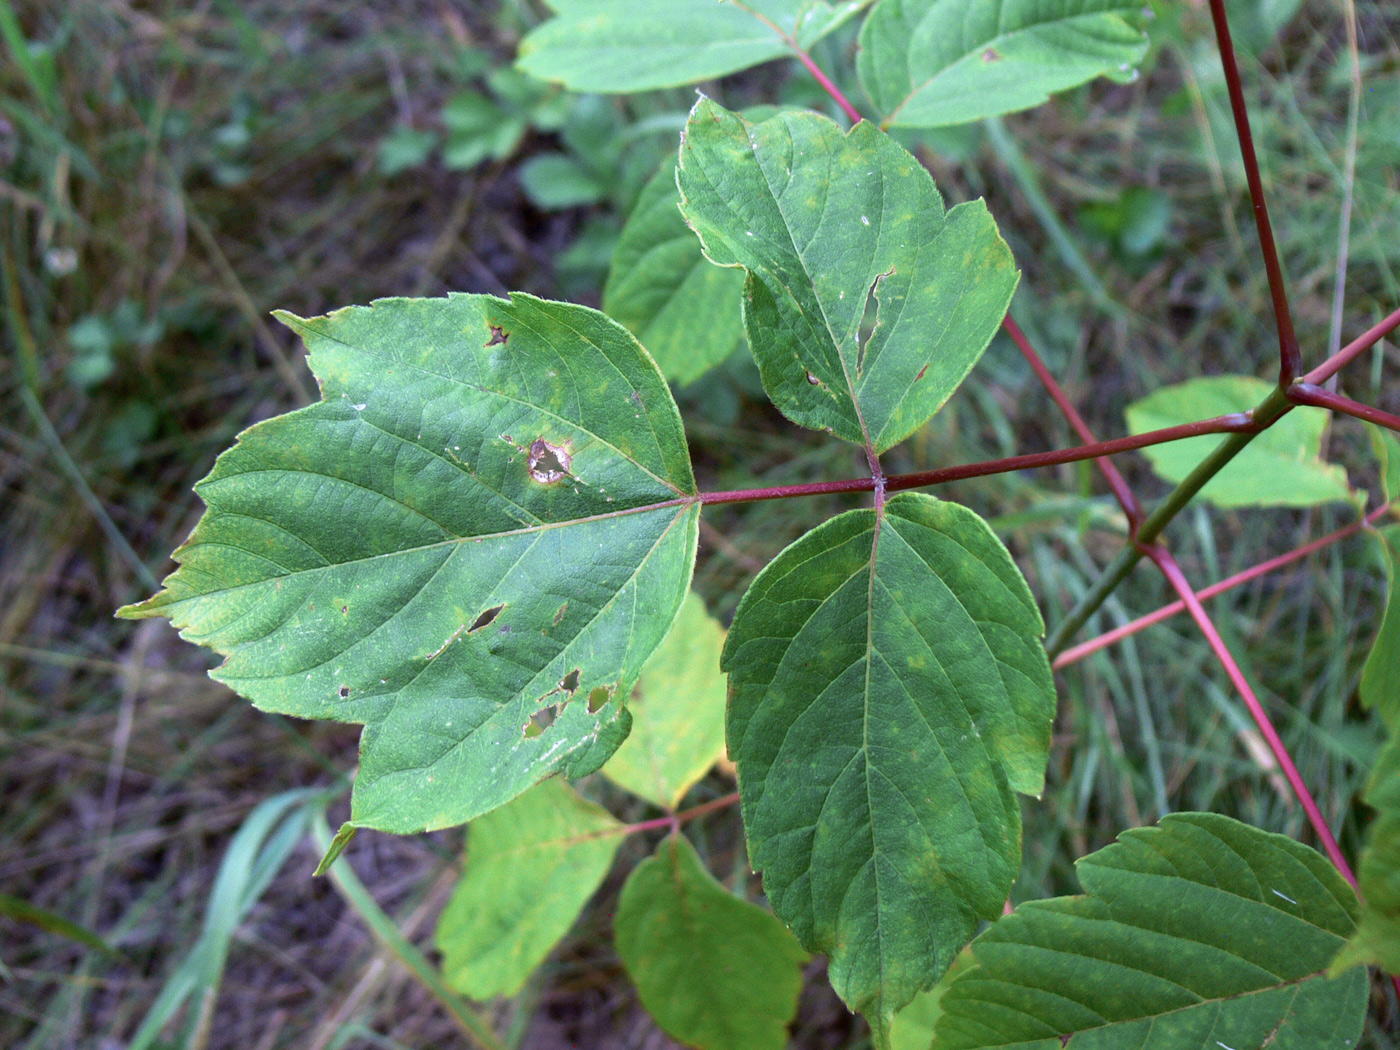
top-left (517, 0), bottom-right (868, 94)
top-left (436, 779), bottom-right (622, 999)
top-left (1331, 731), bottom-right (1400, 975)
top-left (931, 813), bottom-right (1367, 1050)
top-left (859, 0), bottom-right (1151, 129)
top-left (604, 158), bottom-right (745, 385)
top-left (722, 491), bottom-right (1055, 1038)
top-left (602, 590), bottom-right (729, 809)
top-left (615, 835), bottom-right (808, 1050)
top-left (678, 99), bottom-right (1017, 454)
top-left (119, 293), bottom-right (700, 835)
top-left (1125, 375), bottom-right (1352, 508)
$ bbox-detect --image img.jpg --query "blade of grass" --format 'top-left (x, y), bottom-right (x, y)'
top-left (308, 812), bottom-right (506, 1050)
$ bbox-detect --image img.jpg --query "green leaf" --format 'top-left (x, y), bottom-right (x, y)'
top-left (615, 835), bottom-right (809, 1050)
top-left (1125, 375), bottom-right (1352, 507)
top-left (602, 590), bottom-right (728, 809)
top-left (1332, 731), bottom-right (1400, 975)
top-left (441, 91), bottom-right (527, 170)
top-left (435, 779), bottom-right (623, 999)
top-left (932, 813), bottom-right (1367, 1050)
top-left (722, 491), bottom-right (1055, 1036)
top-left (519, 153), bottom-right (607, 209)
top-left (119, 293), bottom-right (700, 834)
top-left (678, 100), bottom-right (1017, 453)
top-left (378, 124), bottom-right (437, 176)
top-left (517, 0), bottom-right (868, 94)
top-left (858, 0), bottom-right (1151, 128)
top-left (889, 949), bottom-right (974, 1050)
top-left (604, 158), bottom-right (745, 386)
top-left (1369, 424), bottom-right (1400, 509)
top-left (1362, 526), bottom-right (1400, 728)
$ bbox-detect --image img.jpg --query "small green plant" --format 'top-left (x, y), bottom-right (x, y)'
top-left (120, 1), bottom-right (1400, 1047)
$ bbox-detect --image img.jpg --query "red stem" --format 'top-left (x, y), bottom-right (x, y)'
top-left (1003, 316), bottom-right (1145, 530)
top-left (1054, 503), bottom-right (1392, 669)
top-left (790, 46), bottom-right (863, 125)
top-left (1142, 544), bottom-right (1356, 886)
top-left (1304, 303), bottom-right (1400, 385)
top-left (619, 792), bottom-right (741, 837)
top-left (1287, 382), bottom-right (1400, 433)
top-left (698, 414), bottom-right (1257, 506)
top-left (1206, 0), bottom-right (1302, 386)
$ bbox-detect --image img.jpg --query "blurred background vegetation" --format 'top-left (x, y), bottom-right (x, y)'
top-left (1, 0), bottom-right (1397, 1046)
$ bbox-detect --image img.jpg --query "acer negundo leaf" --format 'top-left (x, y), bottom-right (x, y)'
top-left (677, 98), bottom-right (1018, 454)
top-left (722, 491), bottom-right (1056, 1039)
top-left (932, 813), bottom-right (1367, 1050)
top-left (119, 292), bottom-right (700, 836)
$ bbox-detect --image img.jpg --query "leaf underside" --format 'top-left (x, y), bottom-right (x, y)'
top-left (933, 813), bottom-right (1366, 1050)
top-left (517, 0), bottom-right (867, 93)
top-left (678, 99), bottom-right (1017, 454)
top-left (859, 0), bottom-right (1151, 128)
top-left (615, 835), bottom-right (809, 1050)
top-left (435, 779), bottom-right (623, 999)
top-left (1125, 375), bottom-right (1352, 508)
top-left (604, 158), bottom-right (745, 386)
top-left (722, 491), bottom-right (1055, 1035)
top-left (120, 292), bottom-right (699, 834)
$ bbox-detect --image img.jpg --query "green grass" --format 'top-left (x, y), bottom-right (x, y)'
top-left (1, 0), bottom-right (1397, 1046)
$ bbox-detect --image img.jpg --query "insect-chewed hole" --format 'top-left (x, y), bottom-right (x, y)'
top-left (587, 686), bottom-right (611, 714)
top-left (486, 324), bottom-right (508, 346)
top-left (469, 603), bottom-right (505, 633)
top-left (338, 685), bottom-right (350, 699)
top-left (523, 703), bottom-right (559, 737)
top-left (561, 668), bottom-right (581, 694)
top-left (527, 439), bottom-right (571, 483)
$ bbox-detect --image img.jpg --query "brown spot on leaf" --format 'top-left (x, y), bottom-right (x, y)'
top-left (915, 364), bottom-right (928, 381)
top-left (982, 47), bottom-right (1001, 62)
top-left (341, 605), bottom-right (348, 614)
top-left (528, 439), bottom-right (572, 483)
top-left (486, 325), bottom-right (508, 346)
top-left (469, 604), bottom-right (505, 633)
top-left (552, 602), bottom-right (568, 626)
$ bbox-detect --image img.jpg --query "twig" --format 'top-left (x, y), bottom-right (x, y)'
top-left (1287, 382), bottom-right (1400, 434)
top-left (1206, 0), bottom-right (1301, 385)
top-left (1304, 304), bottom-right (1400, 386)
top-left (1141, 544), bottom-right (1356, 886)
top-left (1054, 503), bottom-right (1392, 668)
top-left (698, 413), bottom-right (1257, 507)
top-left (1002, 315), bottom-right (1144, 529)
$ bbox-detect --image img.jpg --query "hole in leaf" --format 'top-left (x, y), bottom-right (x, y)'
top-left (561, 668), bottom-right (581, 694)
top-left (805, 370), bottom-right (821, 386)
top-left (587, 686), bottom-right (610, 713)
top-left (469, 604), bottom-right (505, 633)
top-left (486, 324), bottom-right (508, 346)
top-left (856, 268), bottom-right (893, 376)
top-left (528, 439), bottom-right (571, 483)
top-left (982, 47), bottom-right (1001, 62)
top-left (523, 703), bottom-right (559, 737)
top-left (341, 605), bottom-right (348, 614)
top-left (338, 685), bottom-right (350, 699)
